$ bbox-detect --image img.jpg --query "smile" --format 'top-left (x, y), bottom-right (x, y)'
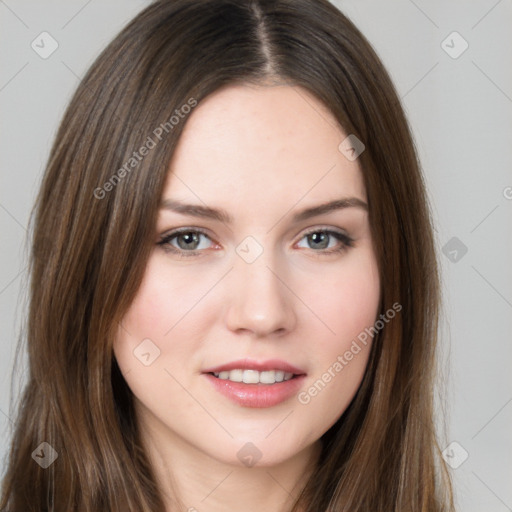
top-left (210, 369), bottom-right (296, 384)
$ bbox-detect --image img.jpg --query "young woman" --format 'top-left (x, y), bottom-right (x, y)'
top-left (1, 0), bottom-right (455, 510)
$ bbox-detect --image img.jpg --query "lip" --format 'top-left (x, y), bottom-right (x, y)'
top-left (202, 358), bottom-right (306, 375)
top-left (201, 359), bottom-right (307, 408)
top-left (203, 373), bottom-right (306, 408)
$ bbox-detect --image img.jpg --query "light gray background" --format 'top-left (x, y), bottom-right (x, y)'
top-left (1, 1), bottom-right (511, 510)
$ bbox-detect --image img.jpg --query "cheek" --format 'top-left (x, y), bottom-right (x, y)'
top-left (293, 250), bottom-right (380, 431)
top-left (112, 252), bottom-right (230, 396)
top-left (112, 255), bottom-right (216, 422)
top-left (116, 254), bottom-right (220, 340)
top-left (304, 249), bottom-right (380, 347)
top-left (113, 256), bottom-right (197, 374)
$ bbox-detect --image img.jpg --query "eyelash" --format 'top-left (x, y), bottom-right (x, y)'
top-left (157, 226), bottom-right (354, 258)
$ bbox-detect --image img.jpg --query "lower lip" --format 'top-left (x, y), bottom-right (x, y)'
top-left (203, 373), bottom-right (306, 408)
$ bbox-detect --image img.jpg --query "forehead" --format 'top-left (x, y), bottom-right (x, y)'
top-left (164, 84), bottom-right (366, 210)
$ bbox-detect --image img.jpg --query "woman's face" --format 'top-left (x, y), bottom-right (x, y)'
top-left (114, 84), bottom-right (380, 467)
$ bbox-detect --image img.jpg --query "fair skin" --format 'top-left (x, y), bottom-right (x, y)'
top-left (113, 83), bottom-right (380, 512)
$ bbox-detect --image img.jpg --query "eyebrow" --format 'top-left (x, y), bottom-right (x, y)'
top-left (159, 197), bottom-right (368, 224)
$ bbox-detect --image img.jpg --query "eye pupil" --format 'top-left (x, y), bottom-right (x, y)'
top-left (308, 232), bottom-right (329, 249)
top-left (177, 232), bottom-right (200, 250)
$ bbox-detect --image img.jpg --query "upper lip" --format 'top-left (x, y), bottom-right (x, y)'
top-left (202, 358), bottom-right (306, 375)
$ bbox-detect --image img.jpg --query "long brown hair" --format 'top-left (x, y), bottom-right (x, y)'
top-left (1, 0), bottom-right (454, 510)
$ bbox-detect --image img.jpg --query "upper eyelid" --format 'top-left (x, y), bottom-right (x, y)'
top-left (300, 226), bottom-right (349, 236)
top-left (159, 227), bottom-right (217, 245)
top-left (296, 227), bottom-right (354, 246)
top-left (160, 226), bottom-right (213, 239)
top-left (160, 225), bottom-right (348, 237)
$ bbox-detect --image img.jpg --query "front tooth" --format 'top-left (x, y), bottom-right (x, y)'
top-left (242, 369), bottom-right (260, 384)
top-left (214, 369), bottom-right (293, 383)
top-left (229, 369), bottom-right (243, 382)
top-left (259, 370), bottom-right (276, 384)
top-left (274, 370), bottom-right (285, 382)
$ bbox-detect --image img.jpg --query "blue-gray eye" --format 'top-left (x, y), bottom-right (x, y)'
top-left (159, 229), bottom-right (214, 253)
top-left (297, 230), bottom-right (353, 251)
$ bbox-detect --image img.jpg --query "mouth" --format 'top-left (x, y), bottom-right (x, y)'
top-left (201, 359), bottom-right (307, 407)
top-left (201, 358), bottom-right (307, 384)
top-left (206, 369), bottom-right (302, 385)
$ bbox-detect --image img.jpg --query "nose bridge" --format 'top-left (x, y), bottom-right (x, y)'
top-left (225, 237), bottom-right (296, 335)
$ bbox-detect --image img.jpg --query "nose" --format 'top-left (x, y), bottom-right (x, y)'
top-left (224, 248), bottom-right (297, 337)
